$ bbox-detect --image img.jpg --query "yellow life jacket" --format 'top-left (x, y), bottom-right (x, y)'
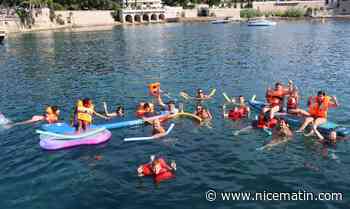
top-left (77, 102), bottom-right (94, 123)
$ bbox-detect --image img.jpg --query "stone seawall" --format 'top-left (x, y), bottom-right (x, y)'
top-left (55, 10), bottom-right (116, 27)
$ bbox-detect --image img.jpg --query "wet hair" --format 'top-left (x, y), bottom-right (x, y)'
top-left (239, 95), bottom-right (243, 98)
top-left (197, 88), bottom-right (203, 93)
top-left (51, 106), bottom-right (59, 114)
top-left (143, 103), bottom-right (150, 109)
top-left (116, 105), bottom-right (124, 113)
top-left (82, 98), bottom-right (91, 107)
top-left (275, 82), bottom-right (282, 87)
top-left (317, 91), bottom-right (326, 96)
top-left (167, 100), bottom-right (175, 105)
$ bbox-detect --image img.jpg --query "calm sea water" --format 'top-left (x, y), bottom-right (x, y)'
top-left (0, 20), bottom-right (350, 209)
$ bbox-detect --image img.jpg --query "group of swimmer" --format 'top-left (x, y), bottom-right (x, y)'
top-left (2, 80), bottom-right (345, 182)
top-left (234, 80), bottom-right (341, 148)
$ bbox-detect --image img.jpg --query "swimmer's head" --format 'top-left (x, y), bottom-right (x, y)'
top-left (279, 119), bottom-right (287, 127)
top-left (196, 105), bottom-right (203, 112)
top-left (116, 105), bottom-right (124, 116)
top-left (167, 100), bottom-right (176, 109)
top-left (317, 91), bottom-right (326, 102)
top-left (46, 106), bottom-right (53, 114)
top-left (82, 98), bottom-right (92, 107)
top-left (239, 95), bottom-right (245, 103)
top-left (275, 82), bottom-right (283, 90)
top-left (329, 131), bottom-right (337, 144)
top-left (51, 106), bottom-right (59, 115)
top-left (137, 166), bottom-right (144, 177)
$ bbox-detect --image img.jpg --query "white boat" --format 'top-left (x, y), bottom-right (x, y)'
top-left (211, 19), bottom-right (231, 24)
top-left (247, 19), bottom-right (276, 26)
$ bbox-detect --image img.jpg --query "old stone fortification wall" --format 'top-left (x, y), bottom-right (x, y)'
top-left (55, 10), bottom-right (115, 27)
top-left (209, 8), bottom-right (241, 19)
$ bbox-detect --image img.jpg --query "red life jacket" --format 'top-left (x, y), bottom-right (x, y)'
top-left (256, 114), bottom-right (277, 129)
top-left (153, 158), bottom-right (175, 183)
top-left (238, 106), bottom-right (248, 117)
top-left (139, 158), bottom-right (175, 183)
top-left (139, 163), bottom-right (153, 176)
top-left (267, 118), bottom-right (278, 129)
top-left (228, 109), bottom-right (242, 120)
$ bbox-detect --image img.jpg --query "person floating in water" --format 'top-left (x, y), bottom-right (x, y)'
top-left (151, 119), bottom-right (166, 137)
top-left (5, 106), bottom-right (60, 128)
top-left (196, 88), bottom-right (212, 101)
top-left (135, 102), bottom-right (154, 118)
top-left (180, 88), bottom-right (215, 102)
top-left (297, 91), bottom-right (338, 140)
top-left (137, 155), bottom-right (176, 183)
top-left (223, 95), bottom-right (250, 120)
top-left (194, 104), bottom-right (212, 121)
top-left (156, 94), bottom-right (179, 115)
top-left (256, 119), bottom-right (293, 151)
top-left (103, 102), bottom-right (124, 118)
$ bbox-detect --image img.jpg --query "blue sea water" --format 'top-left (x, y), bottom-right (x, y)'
top-left (0, 20), bottom-right (350, 209)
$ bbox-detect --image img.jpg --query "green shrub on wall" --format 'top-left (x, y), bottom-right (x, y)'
top-left (283, 8), bottom-right (305, 17)
top-left (240, 9), bottom-right (263, 18)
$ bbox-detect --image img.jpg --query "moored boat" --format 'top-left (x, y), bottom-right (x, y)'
top-left (247, 19), bottom-right (276, 26)
top-left (211, 19), bottom-right (231, 24)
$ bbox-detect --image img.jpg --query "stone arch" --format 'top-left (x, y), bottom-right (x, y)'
top-left (151, 14), bottom-right (158, 21)
top-left (159, 14), bottom-right (165, 21)
top-left (134, 15), bottom-right (141, 22)
top-left (142, 14), bottom-right (149, 22)
top-left (125, 15), bottom-right (133, 23)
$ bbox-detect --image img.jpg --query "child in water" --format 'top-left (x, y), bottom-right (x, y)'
top-left (5, 106), bottom-right (60, 128)
top-left (103, 102), bottom-right (124, 117)
top-left (137, 155), bottom-right (176, 183)
top-left (135, 102), bottom-right (154, 118)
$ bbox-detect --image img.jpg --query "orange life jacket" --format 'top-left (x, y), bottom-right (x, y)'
top-left (308, 96), bottom-right (330, 118)
top-left (266, 89), bottom-right (285, 106)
